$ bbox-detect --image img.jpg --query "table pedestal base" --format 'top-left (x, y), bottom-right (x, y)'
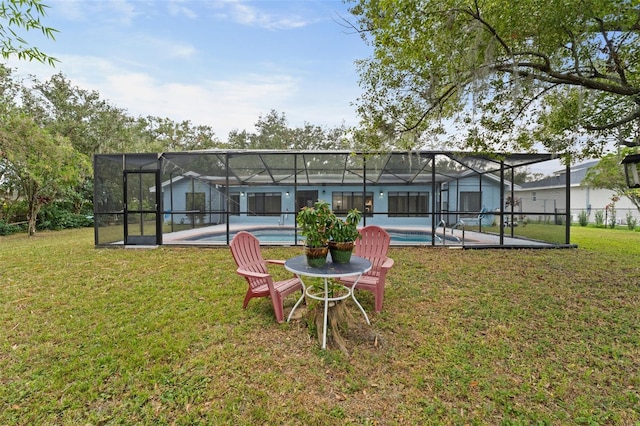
top-left (290, 277), bottom-right (370, 349)
top-left (284, 255), bottom-right (372, 350)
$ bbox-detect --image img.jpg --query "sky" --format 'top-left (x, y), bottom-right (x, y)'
top-left (7, 0), bottom-right (371, 139)
top-left (5, 0), bottom-right (570, 175)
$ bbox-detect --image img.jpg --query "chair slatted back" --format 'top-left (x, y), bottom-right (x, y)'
top-left (230, 231), bottom-right (270, 289)
top-left (354, 225), bottom-right (391, 276)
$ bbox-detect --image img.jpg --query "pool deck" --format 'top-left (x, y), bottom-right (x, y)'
top-left (162, 223), bottom-right (555, 248)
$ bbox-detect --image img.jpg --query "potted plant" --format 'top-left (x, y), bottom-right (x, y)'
top-left (296, 200), bottom-right (334, 267)
top-left (328, 208), bottom-right (362, 264)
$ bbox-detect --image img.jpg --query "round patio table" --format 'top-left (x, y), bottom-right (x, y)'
top-left (285, 255), bottom-right (372, 349)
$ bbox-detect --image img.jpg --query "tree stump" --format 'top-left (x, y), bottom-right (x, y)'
top-left (307, 299), bottom-right (356, 354)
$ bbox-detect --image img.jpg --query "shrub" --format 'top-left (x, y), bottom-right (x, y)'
top-left (0, 221), bottom-right (23, 236)
top-left (608, 206), bottom-right (617, 229)
top-left (594, 210), bottom-right (604, 227)
top-left (626, 212), bottom-right (638, 231)
top-left (1, 199), bottom-right (28, 224)
top-left (578, 211), bottom-right (589, 226)
top-left (37, 203), bottom-right (93, 231)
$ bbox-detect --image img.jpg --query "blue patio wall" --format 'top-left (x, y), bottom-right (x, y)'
top-left (162, 177), bottom-right (502, 229)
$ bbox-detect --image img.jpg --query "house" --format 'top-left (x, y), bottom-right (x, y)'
top-left (517, 160), bottom-right (639, 225)
top-left (94, 150), bottom-right (571, 247)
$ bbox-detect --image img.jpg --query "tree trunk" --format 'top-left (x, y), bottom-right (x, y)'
top-left (27, 200), bottom-right (40, 237)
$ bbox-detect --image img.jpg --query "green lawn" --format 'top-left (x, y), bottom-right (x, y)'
top-left (468, 222), bottom-right (570, 244)
top-left (1, 227), bottom-right (639, 424)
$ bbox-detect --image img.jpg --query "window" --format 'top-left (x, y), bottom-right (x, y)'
top-left (186, 192), bottom-right (206, 212)
top-left (459, 192), bottom-right (481, 213)
top-left (389, 192), bottom-right (429, 217)
top-left (332, 192), bottom-right (373, 216)
top-left (247, 192), bottom-right (281, 216)
top-left (185, 192), bottom-right (206, 225)
top-left (228, 194), bottom-right (240, 216)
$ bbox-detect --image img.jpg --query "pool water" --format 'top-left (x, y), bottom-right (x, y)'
top-left (185, 228), bottom-right (460, 244)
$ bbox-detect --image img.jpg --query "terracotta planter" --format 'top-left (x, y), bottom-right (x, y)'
top-left (328, 241), bottom-right (354, 264)
top-left (305, 245), bottom-right (329, 267)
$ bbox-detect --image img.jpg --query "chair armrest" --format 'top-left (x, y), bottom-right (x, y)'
top-left (266, 259), bottom-right (285, 265)
top-left (381, 257), bottom-right (394, 270)
top-left (236, 268), bottom-right (269, 279)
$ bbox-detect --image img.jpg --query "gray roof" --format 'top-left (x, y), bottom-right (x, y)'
top-left (520, 160), bottom-right (600, 189)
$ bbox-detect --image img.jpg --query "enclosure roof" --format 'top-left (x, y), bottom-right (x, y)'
top-left (146, 150), bottom-right (557, 187)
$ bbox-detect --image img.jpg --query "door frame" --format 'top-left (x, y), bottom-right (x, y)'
top-left (123, 169), bottom-right (162, 246)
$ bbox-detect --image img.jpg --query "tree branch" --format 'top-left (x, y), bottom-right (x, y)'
top-left (584, 107), bottom-right (640, 131)
top-left (398, 84), bottom-right (460, 133)
top-left (492, 61), bottom-right (640, 96)
top-left (595, 17), bottom-right (628, 85)
top-left (455, 3), bottom-right (512, 56)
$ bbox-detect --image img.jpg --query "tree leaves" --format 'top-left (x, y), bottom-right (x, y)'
top-left (0, 0), bottom-right (58, 65)
top-left (0, 112), bottom-right (90, 235)
top-left (349, 0), bottom-right (640, 158)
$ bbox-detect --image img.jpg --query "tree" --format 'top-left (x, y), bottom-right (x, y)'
top-left (227, 109), bottom-right (352, 150)
top-left (23, 73), bottom-right (132, 156)
top-left (248, 110), bottom-right (294, 149)
top-left (15, 71), bottom-right (224, 155)
top-left (138, 116), bottom-right (224, 152)
top-left (0, 113), bottom-right (90, 236)
top-left (0, 0), bottom-right (58, 65)
top-left (291, 123), bottom-right (351, 151)
top-left (583, 149), bottom-right (640, 214)
top-left (348, 0), bottom-right (640, 159)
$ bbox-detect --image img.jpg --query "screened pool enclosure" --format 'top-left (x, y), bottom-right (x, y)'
top-left (93, 150), bottom-right (572, 248)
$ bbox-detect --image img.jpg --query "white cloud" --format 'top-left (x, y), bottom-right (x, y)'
top-left (50, 0), bottom-right (87, 21)
top-left (104, 0), bottom-right (138, 26)
top-left (8, 54), bottom-right (304, 138)
top-left (214, 0), bottom-right (311, 30)
top-left (8, 0), bottom-right (365, 141)
top-left (101, 69), bottom-right (300, 136)
top-left (168, 0), bottom-right (199, 19)
top-left (136, 36), bottom-right (198, 59)
top-left (52, 0), bottom-right (139, 25)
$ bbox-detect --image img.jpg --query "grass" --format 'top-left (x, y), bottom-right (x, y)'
top-left (1, 227), bottom-right (639, 425)
top-left (468, 222), bottom-right (569, 244)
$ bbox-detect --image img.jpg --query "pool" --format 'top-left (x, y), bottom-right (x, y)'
top-left (187, 229), bottom-right (300, 244)
top-left (182, 227), bottom-right (461, 245)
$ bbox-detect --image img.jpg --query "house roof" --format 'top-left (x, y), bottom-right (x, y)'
top-left (519, 160), bottom-right (600, 189)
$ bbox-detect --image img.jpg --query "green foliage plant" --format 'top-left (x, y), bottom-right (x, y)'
top-left (37, 202), bottom-right (92, 230)
top-left (594, 210), bottom-right (604, 227)
top-left (0, 113), bottom-right (91, 236)
top-left (608, 208), bottom-right (617, 229)
top-left (296, 200), bottom-right (334, 247)
top-left (0, 220), bottom-right (22, 235)
top-left (349, 0), bottom-right (640, 159)
top-left (625, 212), bottom-right (637, 231)
top-left (578, 210), bottom-right (589, 227)
top-left (606, 196), bottom-right (619, 229)
top-left (0, 0), bottom-right (58, 65)
top-left (329, 208), bottom-right (362, 243)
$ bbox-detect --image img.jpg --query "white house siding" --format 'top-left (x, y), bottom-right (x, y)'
top-left (571, 186), bottom-right (639, 225)
top-left (516, 161), bottom-right (640, 225)
top-left (517, 185), bottom-right (567, 224)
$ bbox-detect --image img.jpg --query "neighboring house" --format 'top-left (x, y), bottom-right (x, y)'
top-left (517, 160), bottom-right (639, 224)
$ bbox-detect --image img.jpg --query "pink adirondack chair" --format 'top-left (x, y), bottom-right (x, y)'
top-left (338, 225), bottom-right (394, 313)
top-left (229, 231), bottom-right (302, 323)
